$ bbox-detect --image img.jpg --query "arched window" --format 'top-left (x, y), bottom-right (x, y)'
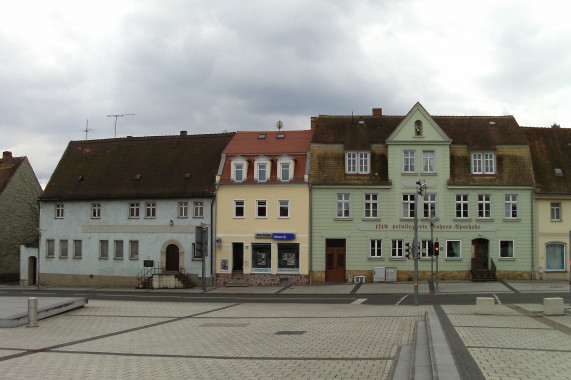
top-left (414, 120), bottom-right (422, 136)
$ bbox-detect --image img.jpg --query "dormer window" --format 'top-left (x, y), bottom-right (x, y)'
top-left (277, 156), bottom-right (294, 182)
top-left (414, 120), bottom-right (422, 136)
top-left (254, 156), bottom-right (271, 182)
top-left (554, 168), bottom-right (563, 176)
top-left (472, 152), bottom-right (495, 174)
top-left (345, 152), bottom-right (370, 174)
top-left (231, 157), bottom-right (248, 182)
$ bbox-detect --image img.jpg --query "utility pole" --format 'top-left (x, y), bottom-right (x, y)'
top-left (413, 179), bottom-right (427, 306)
top-left (106, 113), bottom-right (135, 137)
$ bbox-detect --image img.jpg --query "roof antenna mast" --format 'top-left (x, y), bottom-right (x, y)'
top-left (82, 119), bottom-right (95, 140)
top-left (106, 113), bottom-right (135, 138)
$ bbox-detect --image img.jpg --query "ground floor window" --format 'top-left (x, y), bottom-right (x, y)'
top-left (277, 243), bottom-right (299, 273)
top-left (73, 240), bottom-right (82, 259)
top-left (370, 239), bottom-right (382, 258)
top-left (99, 240), bottom-right (109, 259)
top-left (391, 240), bottom-right (403, 258)
top-left (545, 243), bottom-right (565, 271)
top-left (59, 240), bottom-right (68, 258)
top-left (499, 240), bottom-right (514, 259)
top-left (251, 243), bottom-right (271, 273)
top-left (446, 240), bottom-right (461, 259)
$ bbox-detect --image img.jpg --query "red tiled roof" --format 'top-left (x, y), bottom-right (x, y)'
top-left (223, 130), bottom-right (313, 154)
top-left (0, 154), bottom-right (25, 196)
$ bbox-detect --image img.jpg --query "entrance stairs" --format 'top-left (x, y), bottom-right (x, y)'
top-left (389, 311), bottom-right (460, 380)
top-left (226, 270), bottom-right (247, 287)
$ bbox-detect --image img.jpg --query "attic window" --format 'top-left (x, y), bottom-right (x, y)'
top-left (135, 174), bottom-right (142, 180)
top-left (414, 120), bottom-right (422, 136)
top-left (554, 168), bottom-right (563, 176)
top-left (258, 134), bottom-right (266, 139)
top-left (184, 172), bottom-right (191, 179)
top-left (489, 121), bottom-right (496, 125)
top-left (358, 120), bottom-right (365, 125)
top-left (77, 175), bottom-right (84, 182)
top-left (277, 133), bottom-right (285, 139)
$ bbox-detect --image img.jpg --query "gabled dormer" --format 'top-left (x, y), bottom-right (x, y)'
top-left (277, 155), bottom-right (294, 182)
top-left (386, 102), bottom-right (452, 144)
top-left (253, 156), bottom-right (271, 182)
top-left (230, 156), bottom-right (248, 183)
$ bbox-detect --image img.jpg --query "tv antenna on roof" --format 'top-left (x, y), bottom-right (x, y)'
top-left (276, 120), bottom-right (283, 131)
top-left (82, 119), bottom-right (95, 140)
top-left (106, 113), bottom-right (135, 137)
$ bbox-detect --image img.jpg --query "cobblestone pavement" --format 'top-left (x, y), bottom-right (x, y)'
top-left (0, 301), bottom-right (429, 380)
top-left (442, 303), bottom-right (571, 380)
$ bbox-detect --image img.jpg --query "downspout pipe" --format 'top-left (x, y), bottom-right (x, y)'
top-left (531, 186), bottom-right (535, 280)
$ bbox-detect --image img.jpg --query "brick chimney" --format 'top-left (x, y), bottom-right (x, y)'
top-left (372, 108), bottom-right (382, 116)
top-left (551, 123), bottom-right (560, 129)
top-left (180, 130), bottom-right (188, 136)
top-left (2, 151), bottom-right (12, 159)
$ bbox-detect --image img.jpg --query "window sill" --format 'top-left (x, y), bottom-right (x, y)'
top-left (389, 257), bottom-right (406, 261)
top-left (362, 218), bottom-right (380, 221)
top-left (99, 257), bottom-right (109, 260)
top-left (421, 172), bottom-right (438, 176)
top-left (550, 219), bottom-right (562, 222)
top-left (401, 172), bottom-right (418, 175)
top-left (114, 258), bottom-right (124, 260)
top-left (73, 256), bottom-right (82, 260)
top-left (545, 269), bottom-right (567, 273)
top-left (445, 257), bottom-right (462, 261)
top-left (59, 256), bottom-right (68, 259)
top-left (453, 218), bottom-right (471, 222)
top-left (499, 257), bottom-right (515, 261)
top-left (129, 257), bottom-right (139, 261)
top-left (476, 218), bottom-right (494, 222)
top-left (192, 216), bottom-right (204, 219)
top-left (368, 257), bottom-right (384, 260)
top-left (503, 218), bottom-right (520, 222)
top-left (334, 217), bottom-right (353, 221)
top-left (277, 270), bottom-right (300, 274)
top-left (45, 256), bottom-right (55, 259)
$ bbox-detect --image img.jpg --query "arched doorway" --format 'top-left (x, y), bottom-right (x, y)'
top-left (165, 244), bottom-right (180, 271)
top-left (472, 238), bottom-right (489, 270)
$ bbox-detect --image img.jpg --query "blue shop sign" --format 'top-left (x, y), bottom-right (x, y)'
top-left (272, 233), bottom-right (295, 240)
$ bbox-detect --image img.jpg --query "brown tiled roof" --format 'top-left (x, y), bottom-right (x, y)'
top-left (40, 133), bottom-right (235, 201)
top-left (223, 130), bottom-right (313, 154)
top-left (524, 127), bottom-right (571, 194)
top-left (311, 114), bottom-right (526, 150)
top-left (0, 154), bottom-right (25, 196)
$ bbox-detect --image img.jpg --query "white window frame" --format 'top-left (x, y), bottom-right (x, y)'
top-left (364, 193), bottom-right (379, 219)
top-left (551, 202), bottom-right (561, 221)
top-left (129, 240), bottom-right (139, 260)
top-left (178, 202), bottom-right (188, 218)
top-left (402, 194), bottom-right (415, 219)
top-left (423, 193), bottom-right (436, 219)
top-left (391, 239), bottom-right (404, 258)
top-left (234, 200), bottom-right (245, 218)
top-left (478, 194), bottom-right (492, 219)
top-left (55, 204), bottom-right (64, 219)
top-left (59, 239), bottom-right (68, 258)
top-left (278, 161), bottom-right (292, 181)
top-left (420, 240), bottom-right (431, 259)
top-left (336, 193), bottom-right (351, 219)
top-left (504, 194), bottom-right (518, 219)
top-left (346, 152), bottom-right (357, 173)
top-left (256, 200), bottom-right (267, 218)
top-left (446, 240), bottom-right (461, 259)
top-left (231, 158), bottom-right (248, 182)
top-left (403, 150), bottom-right (416, 173)
top-left (91, 203), bottom-right (101, 219)
top-left (422, 151), bottom-right (435, 173)
top-left (73, 240), bottom-right (82, 259)
top-left (129, 202), bottom-right (140, 219)
top-left (193, 201), bottom-right (204, 218)
top-left (499, 240), bottom-right (515, 259)
top-left (278, 200), bottom-right (290, 218)
top-left (254, 157), bottom-right (271, 182)
top-left (472, 152), bottom-right (496, 174)
top-left (455, 194), bottom-right (469, 219)
top-left (370, 239), bottom-right (382, 258)
top-left (145, 202), bottom-right (156, 219)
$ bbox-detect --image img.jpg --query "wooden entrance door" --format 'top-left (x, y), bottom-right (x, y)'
top-left (472, 238), bottom-right (489, 270)
top-left (165, 244), bottom-right (179, 271)
top-left (325, 239), bottom-right (346, 283)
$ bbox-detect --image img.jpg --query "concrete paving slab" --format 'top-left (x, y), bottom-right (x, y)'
top-left (0, 297), bottom-right (87, 328)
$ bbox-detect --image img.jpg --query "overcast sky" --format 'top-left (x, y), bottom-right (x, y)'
top-left (1, 0), bottom-right (570, 185)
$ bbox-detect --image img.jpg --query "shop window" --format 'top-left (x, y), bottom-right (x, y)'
top-left (251, 243), bottom-right (271, 273)
top-left (277, 243), bottom-right (299, 273)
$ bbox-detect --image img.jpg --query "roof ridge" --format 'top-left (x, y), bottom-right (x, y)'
top-left (70, 132), bottom-right (236, 144)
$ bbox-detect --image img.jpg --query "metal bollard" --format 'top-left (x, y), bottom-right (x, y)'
top-left (27, 297), bottom-right (38, 327)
